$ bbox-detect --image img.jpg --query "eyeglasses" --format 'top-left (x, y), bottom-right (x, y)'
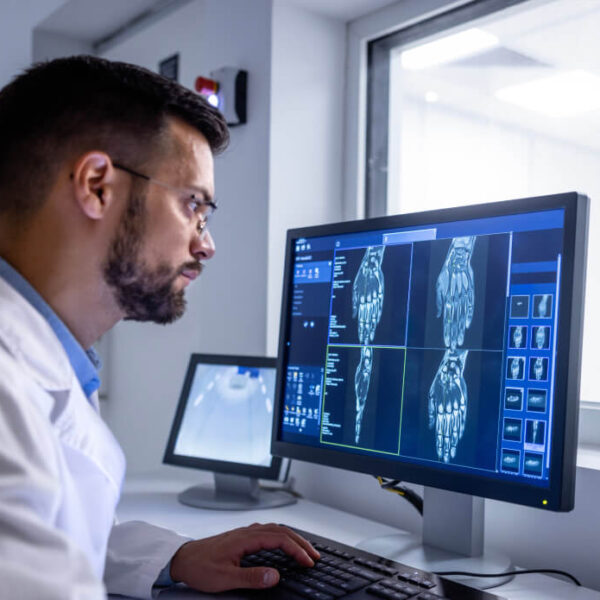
top-left (113, 162), bottom-right (217, 237)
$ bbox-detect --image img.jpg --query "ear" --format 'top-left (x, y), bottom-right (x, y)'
top-left (70, 151), bottom-right (117, 220)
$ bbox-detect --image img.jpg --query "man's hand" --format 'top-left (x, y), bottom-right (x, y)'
top-left (169, 523), bottom-right (320, 593)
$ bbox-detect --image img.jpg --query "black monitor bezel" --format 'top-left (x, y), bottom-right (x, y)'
top-left (271, 192), bottom-right (588, 511)
top-left (164, 353), bottom-right (282, 480)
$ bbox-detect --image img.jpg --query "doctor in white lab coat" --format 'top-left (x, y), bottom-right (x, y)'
top-left (0, 56), bottom-right (317, 599)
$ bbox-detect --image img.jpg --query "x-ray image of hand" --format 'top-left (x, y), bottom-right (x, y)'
top-left (428, 350), bottom-right (468, 463)
top-left (436, 237), bottom-right (476, 349)
top-left (352, 246), bottom-right (385, 344)
top-left (354, 347), bottom-right (373, 444)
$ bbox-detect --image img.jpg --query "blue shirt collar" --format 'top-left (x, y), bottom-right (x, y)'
top-left (0, 257), bottom-right (101, 400)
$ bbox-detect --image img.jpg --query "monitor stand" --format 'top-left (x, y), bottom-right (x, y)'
top-left (178, 473), bottom-right (297, 510)
top-left (357, 487), bottom-right (513, 589)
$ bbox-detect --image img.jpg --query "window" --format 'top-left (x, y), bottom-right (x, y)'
top-left (366, 0), bottom-right (599, 405)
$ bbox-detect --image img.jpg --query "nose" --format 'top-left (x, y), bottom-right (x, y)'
top-left (191, 227), bottom-right (216, 260)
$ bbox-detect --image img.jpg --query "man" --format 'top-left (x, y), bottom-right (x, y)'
top-left (0, 56), bottom-right (318, 599)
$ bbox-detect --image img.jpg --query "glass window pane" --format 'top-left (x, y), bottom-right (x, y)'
top-left (380, 0), bottom-right (598, 403)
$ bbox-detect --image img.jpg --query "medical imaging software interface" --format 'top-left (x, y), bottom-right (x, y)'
top-left (174, 363), bottom-right (277, 467)
top-left (279, 209), bottom-right (565, 487)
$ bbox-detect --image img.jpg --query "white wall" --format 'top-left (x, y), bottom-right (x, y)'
top-left (0, 0), bottom-right (66, 87)
top-left (267, 2), bottom-right (346, 354)
top-left (32, 28), bottom-right (92, 61)
top-left (99, 0), bottom-right (274, 472)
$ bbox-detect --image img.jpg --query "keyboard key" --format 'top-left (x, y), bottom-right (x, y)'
top-left (354, 558), bottom-right (399, 577)
top-left (346, 565), bottom-right (384, 582)
top-left (279, 578), bottom-right (318, 597)
top-left (311, 580), bottom-right (346, 597)
top-left (310, 593), bottom-right (335, 600)
top-left (366, 584), bottom-right (409, 600)
top-left (387, 581), bottom-right (420, 595)
top-left (337, 576), bottom-right (369, 592)
top-left (416, 593), bottom-right (449, 600)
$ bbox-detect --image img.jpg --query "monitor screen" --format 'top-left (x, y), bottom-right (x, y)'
top-left (272, 192), bottom-right (588, 511)
top-left (164, 354), bottom-right (282, 480)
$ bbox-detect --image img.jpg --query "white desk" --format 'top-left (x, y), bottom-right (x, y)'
top-left (114, 476), bottom-right (600, 600)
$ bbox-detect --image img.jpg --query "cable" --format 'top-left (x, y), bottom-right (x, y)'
top-left (435, 568), bottom-right (581, 587)
top-left (261, 476), bottom-right (303, 498)
top-left (372, 479), bottom-right (580, 587)
top-left (260, 484), bottom-right (303, 498)
top-left (374, 476), bottom-right (423, 515)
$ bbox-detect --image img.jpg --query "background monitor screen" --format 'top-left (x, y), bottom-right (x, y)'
top-left (272, 192), bottom-right (588, 511)
top-left (164, 354), bottom-right (282, 480)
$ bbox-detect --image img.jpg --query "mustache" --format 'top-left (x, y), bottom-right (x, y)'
top-left (178, 261), bottom-right (204, 276)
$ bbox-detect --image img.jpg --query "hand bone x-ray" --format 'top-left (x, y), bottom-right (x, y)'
top-left (351, 246), bottom-right (385, 443)
top-left (429, 237), bottom-right (475, 463)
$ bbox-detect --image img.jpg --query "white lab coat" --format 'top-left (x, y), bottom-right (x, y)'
top-left (0, 277), bottom-right (189, 599)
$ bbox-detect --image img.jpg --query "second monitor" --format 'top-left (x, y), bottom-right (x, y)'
top-left (164, 353), bottom-right (295, 510)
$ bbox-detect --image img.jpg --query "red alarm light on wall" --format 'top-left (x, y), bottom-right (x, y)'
top-left (195, 76), bottom-right (220, 107)
top-left (195, 68), bottom-right (247, 126)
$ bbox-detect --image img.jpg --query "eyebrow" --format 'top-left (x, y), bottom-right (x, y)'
top-left (188, 185), bottom-right (216, 205)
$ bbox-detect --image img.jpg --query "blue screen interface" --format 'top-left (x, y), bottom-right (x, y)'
top-left (279, 209), bottom-right (565, 487)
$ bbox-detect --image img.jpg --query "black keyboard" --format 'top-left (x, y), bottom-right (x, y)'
top-left (240, 528), bottom-right (505, 600)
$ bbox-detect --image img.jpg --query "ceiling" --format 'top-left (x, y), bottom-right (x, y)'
top-left (37, 0), bottom-right (162, 43)
top-left (398, 0), bottom-right (600, 151)
top-left (37, 0), bottom-right (399, 46)
top-left (275, 0), bottom-right (399, 21)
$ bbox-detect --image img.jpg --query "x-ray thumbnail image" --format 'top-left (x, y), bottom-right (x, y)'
top-left (529, 357), bottom-right (549, 381)
top-left (503, 418), bottom-right (522, 442)
top-left (525, 419), bottom-right (546, 446)
top-left (533, 294), bottom-right (553, 319)
top-left (504, 388), bottom-right (523, 411)
top-left (506, 356), bottom-right (525, 380)
top-left (510, 295), bottom-right (529, 318)
top-left (531, 326), bottom-right (550, 350)
top-left (501, 449), bottom-right (520, 473)
top-left (527, 389), bottom-right (547, 413)
top-left (508, 326), bottom-right (527, 349)
top-left (523, 452), bottom-right (544, 476)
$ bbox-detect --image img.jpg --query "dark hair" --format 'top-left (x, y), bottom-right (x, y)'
top-left (0, 55), bottom-right (229, 216)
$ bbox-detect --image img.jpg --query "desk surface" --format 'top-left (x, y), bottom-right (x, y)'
top-left (114, 476), bottom-right (600, 600)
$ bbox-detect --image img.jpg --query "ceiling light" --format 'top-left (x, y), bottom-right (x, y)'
top-left (495, 70), bottom-right (600, 117)
top-left (425, 91), bottom-right (439, 103)
top-left (401, 28), bottom-right (498, 70)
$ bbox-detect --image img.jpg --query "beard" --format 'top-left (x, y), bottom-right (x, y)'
top-left (102, 189), bottom-right (202, 324)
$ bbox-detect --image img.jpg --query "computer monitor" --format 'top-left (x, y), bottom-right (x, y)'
top-left (272, 192), bottom-right (588, 566)
top-left (164, 353), bottom-right (295, 510)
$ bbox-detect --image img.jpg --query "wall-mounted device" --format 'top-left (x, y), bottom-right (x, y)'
top-left (195, 67), bottom-right (247, 126)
